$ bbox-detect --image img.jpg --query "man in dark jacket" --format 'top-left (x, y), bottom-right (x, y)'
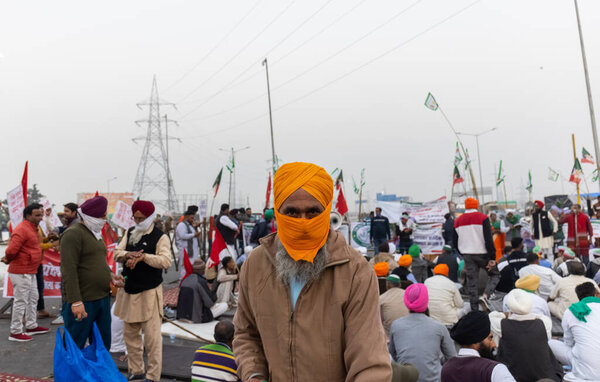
top-left (250, 209), bottom-right (274, 246)
top-left (370, 208), bottom-right (390, 255)
top-left (442, 213), bottom-right (455, 246)
top-left (177, 259), bottom-right (228, 323)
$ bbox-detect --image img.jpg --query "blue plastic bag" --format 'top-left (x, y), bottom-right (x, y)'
top-left (54, 322), bottom-right (126, 382)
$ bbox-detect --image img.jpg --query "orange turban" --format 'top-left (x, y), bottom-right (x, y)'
top-left (274, 162), bottom-right (333, 262)
top-left (464, 198), bottom-right (479, 210)
top-left (433, 264), bottom-right (449, 277)
top-left (398, 255), bottom-right (412, 267)
top-left (374, 262), bottom-right (389, 277)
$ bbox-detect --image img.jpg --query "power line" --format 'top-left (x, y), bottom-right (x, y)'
top-left (177, 0), bottom-right (298, 104)
top-left (179, 0), bottom-right (338, 119)
top-left (182, 0), bottom-right (371, 122)
top-left (183, 0), bottom-right (482, 139)
top-left (162, 0), bottom-right (265, 94)
top-left (181, 0), bottom-right (422, 121)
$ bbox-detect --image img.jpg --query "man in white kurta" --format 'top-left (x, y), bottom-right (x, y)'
top-left (548, 262), bottom-right (599, 320)
top-left (518, 253), bottom-right (562, 300)
top-left (549, 282), bottom-right (600, 382)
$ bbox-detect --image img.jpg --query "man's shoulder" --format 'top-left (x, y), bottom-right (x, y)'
top-left (61, 223), bottom-right (85, 238)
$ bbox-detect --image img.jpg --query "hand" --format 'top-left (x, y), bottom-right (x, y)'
top-left (126, 250), bottom-right (144, 260)
top-left (71, 302), bottom-right (88, 321)
top-left (1, 256), bottom-right (7, 264)
top-left (486, 260), bottom-right (497, 271)
top-left (111, 273), bottom-right (125, 287)
top-left (126, 253), bottom-right (145, 270)
top-left (194, 231), bottom-right (201, 237)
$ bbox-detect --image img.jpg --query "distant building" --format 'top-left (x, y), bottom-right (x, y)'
top-left (376, 193), bottom-right (410, 202)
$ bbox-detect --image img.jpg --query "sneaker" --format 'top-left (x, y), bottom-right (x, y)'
top-left (479, 296), bottom-right (491, 311)
top-left (25, 326), bottom-right (49, 336)
top-left (51, 315), bottom-right (64, 325)
top-left (127, 374), bottom-right (145, 381)
top-left (9, 333), bottom-right (33, 342)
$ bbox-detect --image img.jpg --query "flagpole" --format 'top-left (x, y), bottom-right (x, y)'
top-left (573, 134), bottom-right (581, 204)
top-left (503, 182), bottom-right (508, 209)
top-left (450, 167), bottom-right (455, 203)
top-left (438, 105), bottom-right (479, 200)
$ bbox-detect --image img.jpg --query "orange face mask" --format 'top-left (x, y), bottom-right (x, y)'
top-left (274, 162), bottom-right (333, 263)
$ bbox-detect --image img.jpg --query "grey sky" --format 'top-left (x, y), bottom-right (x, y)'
top-left (1, 0), bottom-right (599, 213)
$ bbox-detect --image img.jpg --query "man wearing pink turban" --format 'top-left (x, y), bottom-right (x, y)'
top-left (389, 283), bottom-right (456, 382)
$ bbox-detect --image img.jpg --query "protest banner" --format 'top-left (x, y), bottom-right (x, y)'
top-left (7, 185), bottom-right (25, 228)
top-left (412, 223), bottom-right (445, 255)
top-left (3, 249), bottom-right (62, 299)
top-left (111, 200), bottom-right (135, 230)
top-left (198, 195), bottom-right (208, 219)
top-left (377, 196), bottom-right (448, 224)
top-left (592, 219), bottom-right (600, 239)
top-left (350, 222), bottom-right (372, 249)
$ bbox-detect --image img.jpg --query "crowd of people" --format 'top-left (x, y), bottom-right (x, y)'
top-left (2, 163), bottom-right (600, 382)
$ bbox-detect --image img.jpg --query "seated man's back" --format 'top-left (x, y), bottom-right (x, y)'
top-left (192, 320), bottom-right (240, 382)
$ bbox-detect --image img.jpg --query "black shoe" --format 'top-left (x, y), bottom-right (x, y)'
top-left (127, 374), bottom-right (145, 381)
top-left (142, 379), bottom-right (156, 382)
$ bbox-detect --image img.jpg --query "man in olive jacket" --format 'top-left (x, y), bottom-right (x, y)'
top-left (233, 162), bottom-right (391, 382)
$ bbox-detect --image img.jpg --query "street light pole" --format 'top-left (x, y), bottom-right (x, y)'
top-left (457, 127), bottom-right (497, 205)
top-left (219, 146), bottom-right (251, 208)
top-left (573, 0), bottom-right (600, 192)
top-left (262, 58), bottom-right (277, 174)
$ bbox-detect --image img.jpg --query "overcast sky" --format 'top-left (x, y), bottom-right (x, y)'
top-left (1, 0), bottom-right (600, 213)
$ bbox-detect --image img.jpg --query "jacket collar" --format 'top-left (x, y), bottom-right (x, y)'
top-left (258, 230), bottom-right (351, 268)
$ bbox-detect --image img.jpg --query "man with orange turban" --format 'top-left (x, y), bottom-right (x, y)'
top-left (425, 264), bottom-right (465, 326)
top-left (233, 162), bottom-right (392, 382)
top-left (453, 198), bottom-right (499, 312)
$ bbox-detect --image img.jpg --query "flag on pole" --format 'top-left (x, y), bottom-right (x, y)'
top-left (265, 172), bottom-right (272, 209)
top-left (593, 168), bottom-right (599, 182)
top-left (454, 142), bottom-right (462, 166)
top-left (352, 176), bottom-right (360, 195)
top-left (424, 92), bottom-right (439, 111)
top-left (330, 168), bottom-right (339, 178)
top-left (496, 160), bottom-right (505, 186)
top-left (335, 170), bottom-right (344, 190)
top-left (360, 168), bottom-right (366, 187)
top-left (212, 168), bottom-right (223, 197)
top-left (453, 166), bottom-right (464, 185)
top-left (179, 249), bottom-right (194, 286)
top-left (582, 147), bottom-right (595, 164)
top-left (548, 167), bottom-right (559, 182)
top-left (569, 159), bottom-right (583, 184)
top-left (526, 170), bottom-right (533, 192)
top-left (226, 155), bottom-right (235, 173)
top-left (208, 229), bottom-right (229, 269)
top-left (464, 148), bottom-right (471, 170)
top-left (336, 188), bottom-right (349, 216)
top-left (21, 161), bottom-right (28, 206)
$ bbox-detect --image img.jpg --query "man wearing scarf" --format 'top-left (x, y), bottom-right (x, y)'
top-left (560, 204), bottom-right (594, 264)
top-left (176, 209), bottom-right (200, 278)
top-left (233, 162), bottom-right (391, 382)
top-left (60, 196), bottom-right (124, 349)
top-left (442, 311), bottom-right (516, 382)
top-left (530, 200), bottom-right (558, 262)
top-left (549, 282), bottom-right (600, 381)
top-left (113, 200), bottom-right (172, 382)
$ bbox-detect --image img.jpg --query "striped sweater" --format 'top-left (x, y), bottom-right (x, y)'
top-left (192, 343), bottom-right (241, 382)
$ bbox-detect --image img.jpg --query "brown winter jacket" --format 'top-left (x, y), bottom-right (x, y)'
top-left (233, 231), bottom-right (392, 382)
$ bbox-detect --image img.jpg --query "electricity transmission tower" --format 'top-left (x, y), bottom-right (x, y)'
top-left (132, 76), bottom-right (178, 212)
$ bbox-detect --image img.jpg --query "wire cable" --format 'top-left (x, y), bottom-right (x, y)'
top-left (162, 0), bottom-right (264, 94)
top-left (183, 0), bottom-right (482, 138)
top-left (177, 0), bottom-right (298, 104)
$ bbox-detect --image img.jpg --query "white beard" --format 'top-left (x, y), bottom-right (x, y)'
top-left (128, 229), bottom-right (145, 246)
top-left (275, 239), bottom-right (329, 285)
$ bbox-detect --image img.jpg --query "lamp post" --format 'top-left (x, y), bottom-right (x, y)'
top-left (457, 127), bottom-right (497, 204)
top-left (106, 177), bottom-right (118, 194)
top-left (219, 146), bottom-right (251, 207)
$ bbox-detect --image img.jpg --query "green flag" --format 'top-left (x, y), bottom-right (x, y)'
top-left (526, 169), bottom-right (532, 192)
top-left (569, 159), bottom-right (583, 184)
top-left (496, 160), bottom-right (505, 186)
top-left (352, 176), bottom-right (360, 195)
top-left (593, 168), bottom-right (599, 182)
top-left (212, 168), bottom-right (223, 197)
top-left (424, 92), bottom-right (439, 111)
top-left (226, 155), bottom-right (235, 173)
top-left (454, 142), bottom-right (462, 166)
top-left (548, 167), bottom-right (559, 182)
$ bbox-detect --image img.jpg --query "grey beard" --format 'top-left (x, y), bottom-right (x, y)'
top-left (275, 239), bottom-right (329, 286)
top-left (128, 229), bottom-right (145, 246)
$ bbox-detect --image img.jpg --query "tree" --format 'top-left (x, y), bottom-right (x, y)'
top-left (28, 184), bottom-right (44, 204)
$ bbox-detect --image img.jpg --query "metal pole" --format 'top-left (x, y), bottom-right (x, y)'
top-left (262, 58), bottom-right (277, 174)
top-left (574, 0), bottom-right (600, 192)
top-left (475, 134), bottom-right (484, 204)
top-left (573, 134), bottom-right (581, 204)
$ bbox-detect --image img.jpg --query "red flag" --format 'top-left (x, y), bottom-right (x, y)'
top-left (95, 191), bottom-right (99, 197)
top-left (209, 228), bottom-right (229, 268)
top-left (21, 161), bottom-right (28, 206)
top-left (336, 188), bottom-right (349, 216)
top-left (265, 172), bottom-right (272, 210)
top-left (102, 223), bottom-right (119, 273)
top-left (180, 248), bottom-right (194, 286)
